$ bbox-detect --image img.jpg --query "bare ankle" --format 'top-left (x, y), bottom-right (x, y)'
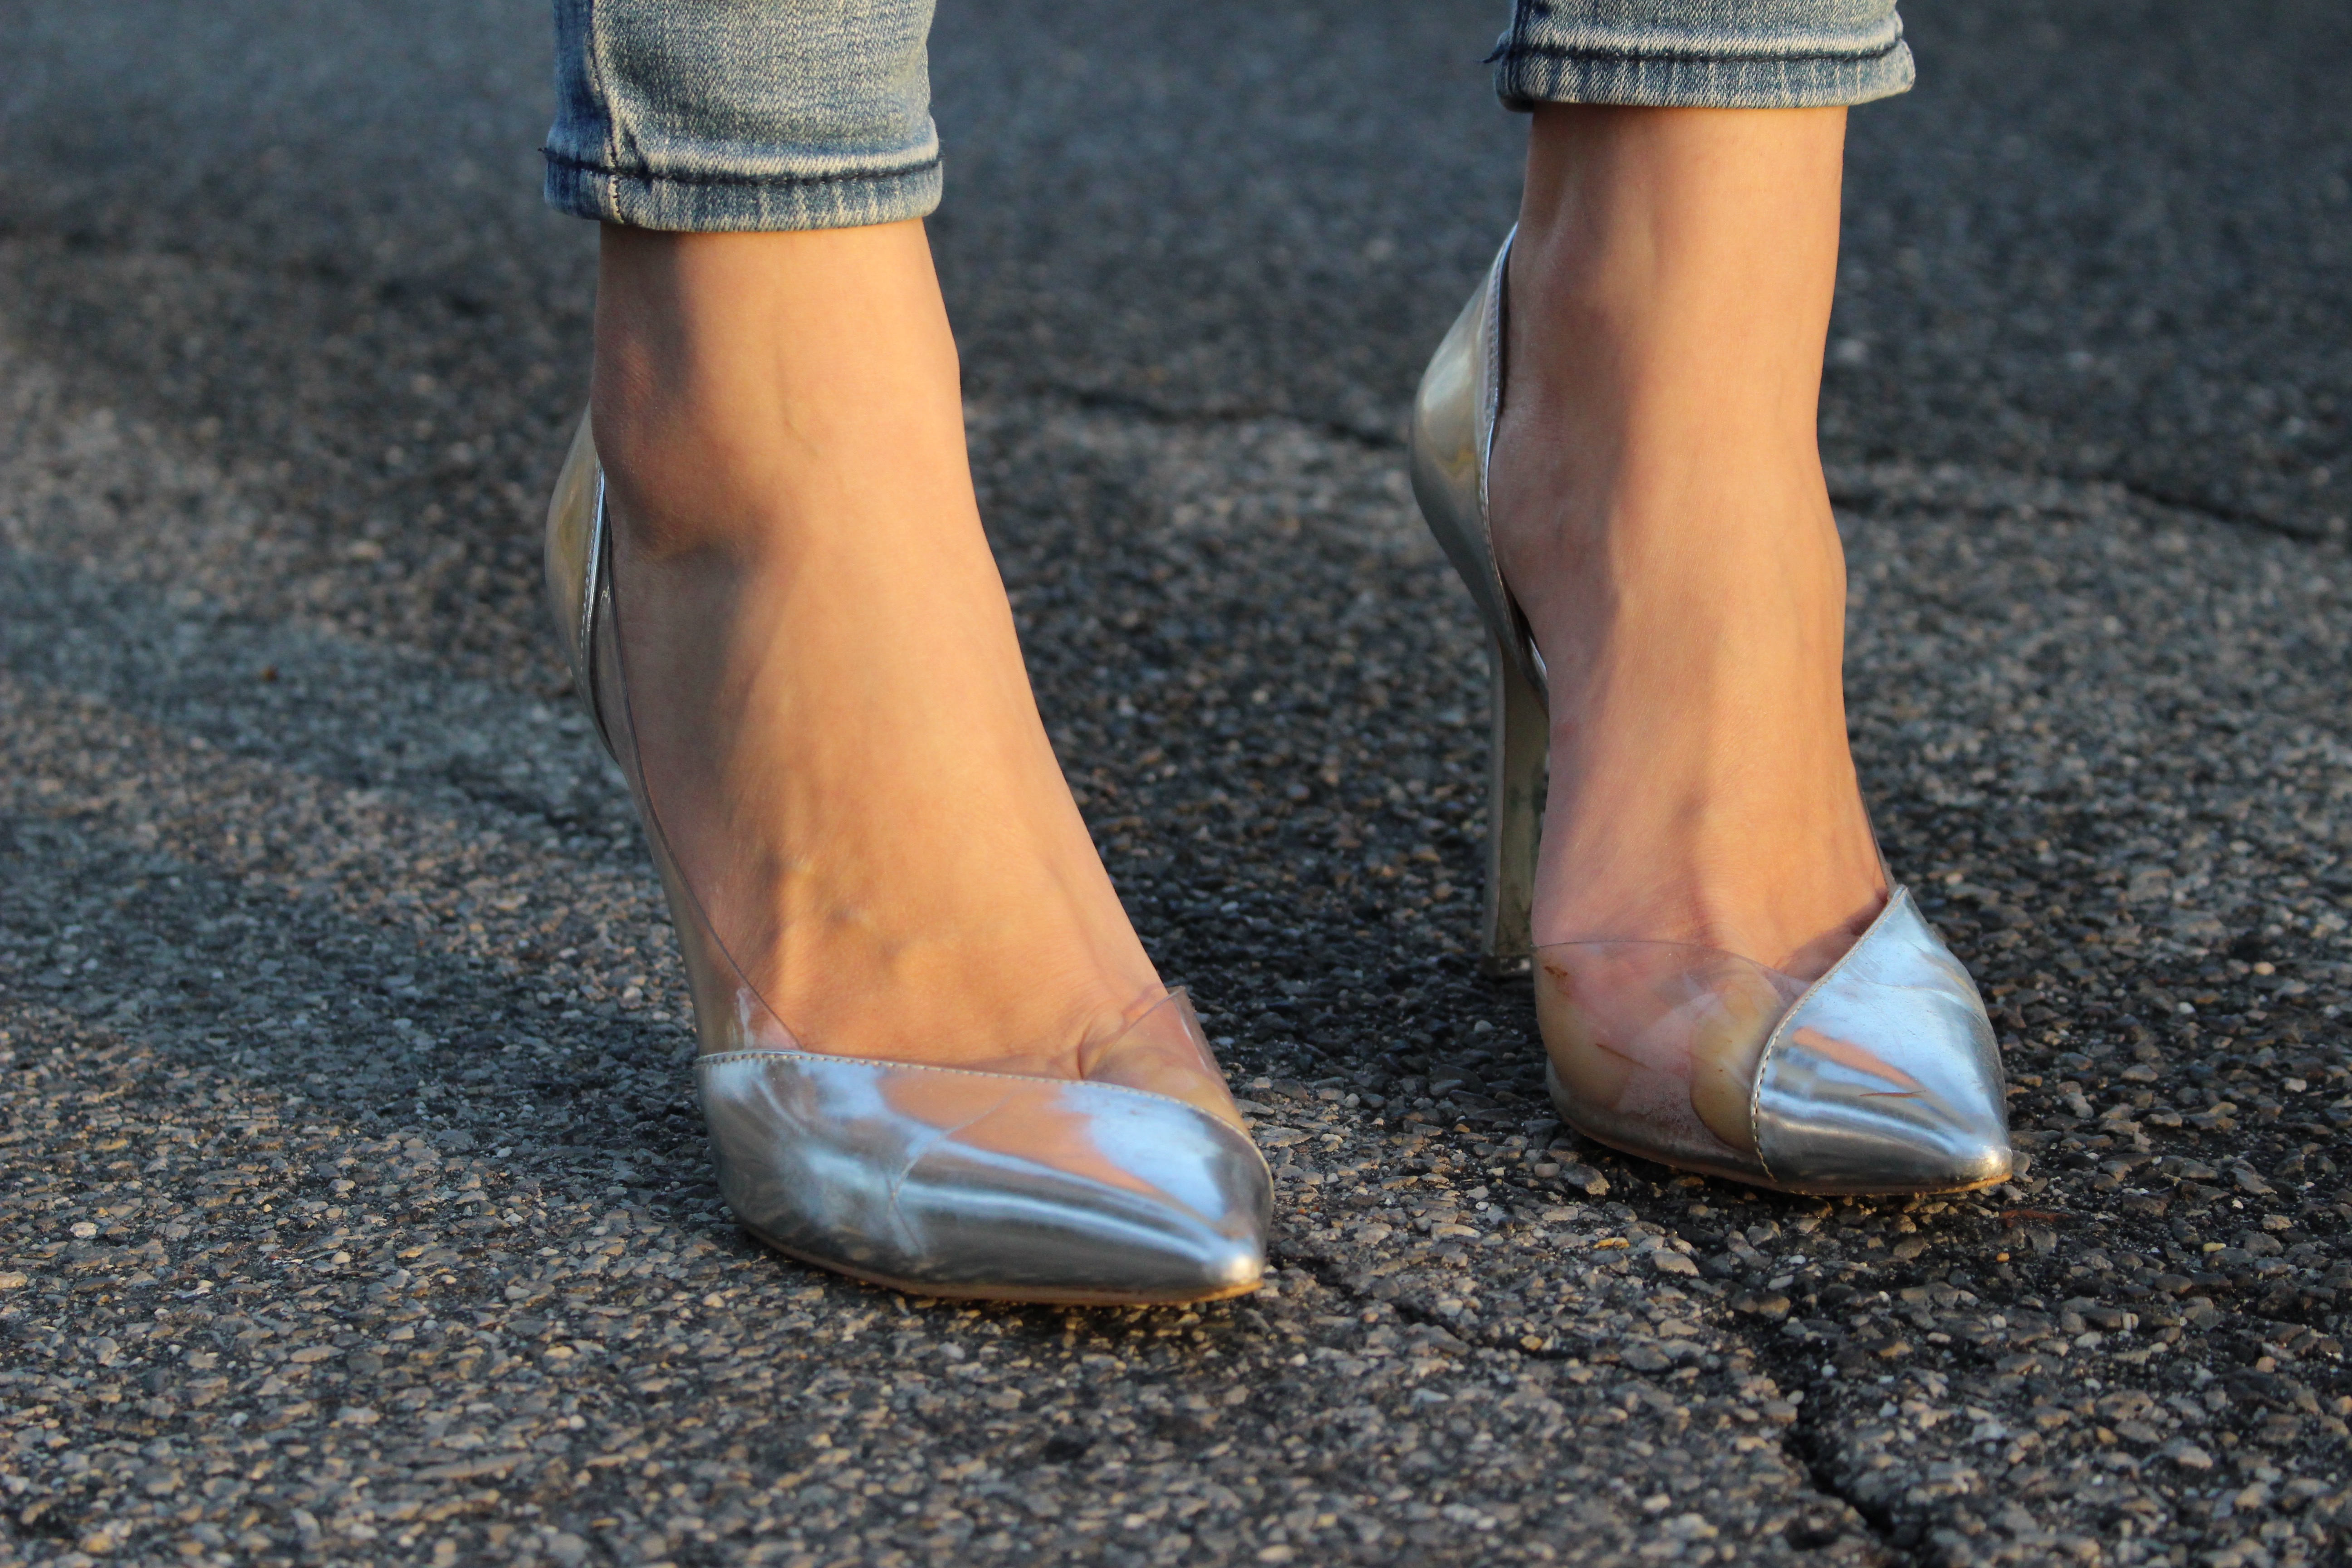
top-left (574, 226), bottom-right (1166, 1072)
top-left (1490, 109), bottom-right (1888, 972)
top-left (588, 219), bottom-right (968, 562)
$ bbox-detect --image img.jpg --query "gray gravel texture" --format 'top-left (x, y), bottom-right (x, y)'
top-left (2, 1), bottom-right (2351, 1565)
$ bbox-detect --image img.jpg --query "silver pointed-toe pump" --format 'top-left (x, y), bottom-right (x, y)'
top-left (1406, 233), bottom-right (2011, 1197)
top-left (544, 416), bottom-right (1270, 1301)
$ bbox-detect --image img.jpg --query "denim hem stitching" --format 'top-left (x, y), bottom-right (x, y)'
top-left (1497, 36), bottom-right (1906, 67)
top-left (585, 0), bottom-right (621, 215)
top-left (540, 149), bottom-right (942, 191)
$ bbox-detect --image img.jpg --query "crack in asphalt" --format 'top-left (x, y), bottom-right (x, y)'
top-left (1042, 382), bottom-right (1408, 453)
top-left (1272, 1239), bottom-right (1908, 1558)
top-left (1739, 1314), bottom-right (1923, 1565)
top-left (2114, 477), bottom-right (2352, 548)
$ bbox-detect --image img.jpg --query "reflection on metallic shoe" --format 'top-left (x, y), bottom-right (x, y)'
top-left (1537, 890), bottom-right (2009, 1194)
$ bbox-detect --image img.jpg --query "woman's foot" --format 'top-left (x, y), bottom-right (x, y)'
top-left (1486, 106), bottom-right (1886, 1149)
top-left (588, 221), bottom-right (1161, 1077)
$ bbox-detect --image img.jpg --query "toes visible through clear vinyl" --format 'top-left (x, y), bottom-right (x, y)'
top-left (1537, 889), bottom-right (2013, 1196)
top-left (1538, 940), bottom-right (1802, 1183)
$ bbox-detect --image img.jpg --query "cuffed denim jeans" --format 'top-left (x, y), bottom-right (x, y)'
top-left (546, 0), bottom-right (1910, 233)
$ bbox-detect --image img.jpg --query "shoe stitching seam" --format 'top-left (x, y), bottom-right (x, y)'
top-left (694, 1050), bottom-right (1261, 1143)
top-left (1478, 235), bottom-right (1508, 627)
top-left (691, 1048), bottom-right (1242, 1123)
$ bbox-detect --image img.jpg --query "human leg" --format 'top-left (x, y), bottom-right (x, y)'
top-left (1494, 105), bottom-right (1874, 990)
top-left (537, 0), bottom-right (1265, 1299)
top-left (1408, 1), bottom-right (2009, 1191)
top-left (589, 221), bottom-right (1167, 1075)
top-left (547, 0), bottom-right (1166, 1073)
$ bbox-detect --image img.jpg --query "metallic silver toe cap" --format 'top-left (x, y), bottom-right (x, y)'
top-left (1752, 887), bottom-right (2013, 1195)
top-left (699, 1052), bottom-right (1272, 1304)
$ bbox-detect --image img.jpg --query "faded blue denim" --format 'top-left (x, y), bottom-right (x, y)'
top-left (545, 0), bottom-right (1910, 233)
top-left (545, 0), bottom-right (940, 232)
top-left (1495, 0), bottom-right (1912, 112)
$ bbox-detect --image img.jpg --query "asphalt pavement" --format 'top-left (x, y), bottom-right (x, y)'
top-left (2, 2), bottom-right (2350, 1564)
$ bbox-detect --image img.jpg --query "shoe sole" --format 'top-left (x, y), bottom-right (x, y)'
top-left (736, 1222), bottom-right (1268, 1307)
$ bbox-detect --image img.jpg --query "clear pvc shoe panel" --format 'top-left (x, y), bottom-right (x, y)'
top-left (1078, 990), bottom-right (1251, 1132)
top-left (1537, 889), bottom-right (2012, 1195)
top-left (1536, 940), bottom-right (1801, 1185)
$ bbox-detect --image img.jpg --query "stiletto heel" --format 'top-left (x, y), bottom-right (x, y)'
top-left (544, 414), bottom-right (1271, 1300)
top-left (1481, 632), bottom-right (1546, 975)
top-left (1407, 235), bottom-right (2012, 1196)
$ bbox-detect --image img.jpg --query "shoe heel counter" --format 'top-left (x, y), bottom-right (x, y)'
top-left (1482, 636), bottom-right (1546, 970)
top-left (544, 410), bottom-right (602, 707)
top-left (1410, 279), bottom-right (1497, 628)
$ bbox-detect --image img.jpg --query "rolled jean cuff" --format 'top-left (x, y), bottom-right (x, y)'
top-left (1495, 2), bottom-right (1914, 110)
top-left (543, 152), bottom-right (942, 232)
top-left (544, 0), bottom-right (941, 232)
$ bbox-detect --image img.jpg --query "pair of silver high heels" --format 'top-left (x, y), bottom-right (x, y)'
top-left (541, 234), bottom-right (2009, 1304)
